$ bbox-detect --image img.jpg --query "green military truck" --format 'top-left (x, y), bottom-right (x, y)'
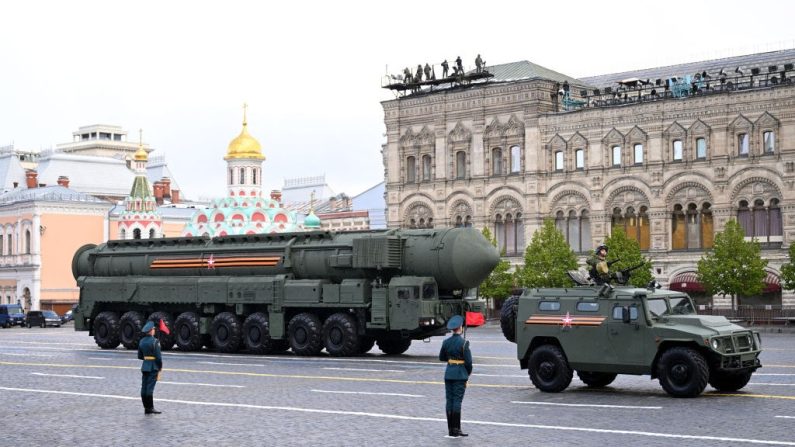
top-left (72, 227), bottom-right (498, 357)
top-left (500, 271), bottom-right (762, 397)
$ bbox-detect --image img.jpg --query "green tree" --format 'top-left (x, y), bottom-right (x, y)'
top-left (781, 243), bottom-right (795, 291)
top-left (478, 227), bottom-right (514, 307)
top-left (697, 219), bottom-right (767, 310)
top-left (602, 227), bottom-right (653, 287)
top-left (517, 219), bottom-right (578, 288)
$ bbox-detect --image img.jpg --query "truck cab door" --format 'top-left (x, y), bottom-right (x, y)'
top-left (389, 286), bottom-right (419, 330)
top-left (607, 298), bottom-right (648, 372)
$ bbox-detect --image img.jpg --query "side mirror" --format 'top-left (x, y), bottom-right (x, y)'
top-left (622, 306), bottom-right (631, 323)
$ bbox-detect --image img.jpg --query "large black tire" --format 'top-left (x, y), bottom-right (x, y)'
top-left (500, 295), bottom-right (519, 343)
top-left (657, 347), bottom-right (709, 397)
top-left (243, 312), bottom-right (274, 354)
top-left (376, 337), bottom-right (412, 355)
top-left (577, 371), bottom-right (618, 388)
top-left (211, 312), bottom-right (242, 353)
top-left (119, 311), bottom-right (145, 349)
top-left (322, 313), bottom-right (360, 357)
top-left (708, 369), bottom-right (753, 392)
top-left (174, 312), bottom-right (203, 352)
top-left (93, 311), bottom-right (121, 349)
top-left (528, 344), bottom-right (573, 392)
top-left (271, 339), bottom-right (291, 353)
top-left (147, 311), bottom-right (176, 351)
top-left (359, 336), bottom-right (376, 354)
top-left (287, 313), bottom-right (323, 356)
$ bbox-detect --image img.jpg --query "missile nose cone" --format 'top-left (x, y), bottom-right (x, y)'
top-left (444, 228), bottom-right (501, 289)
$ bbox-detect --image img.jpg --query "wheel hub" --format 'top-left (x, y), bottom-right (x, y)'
top-left (329, 327), bottom-right (343, 345)
top-left (295, 327), bottom-right (307, 344)
top-left (217, 326), bottom-right (228, 341)
top-left (670, 363), bottom-right (689, 383)
top-left (538, 360), bottom-right (555, 380)
top-left (98, 324), bottom-right (108, 338)
top-left (179, 325), bottom-right (190, 340)
top-left (249, 327), bottom-right (261, 343)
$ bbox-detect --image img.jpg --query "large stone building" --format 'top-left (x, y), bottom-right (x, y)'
top-left (382, 50), bottom-right (795, 306)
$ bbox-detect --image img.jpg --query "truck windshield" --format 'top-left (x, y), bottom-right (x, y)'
top-left (647, 296), bottom-right (695, 317)
top-left (6, 306), bottom-right (22, 314)
top-left (669, 296), bottom-right (695, 315)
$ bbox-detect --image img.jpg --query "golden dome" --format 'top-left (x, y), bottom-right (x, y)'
top-left (225, 104), bottom-right (265, 160)
top-left (134, 129), bottom-right (148, 161)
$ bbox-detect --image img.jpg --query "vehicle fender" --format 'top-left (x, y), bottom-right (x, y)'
top-left (520, 336), bottom-right (564, 370)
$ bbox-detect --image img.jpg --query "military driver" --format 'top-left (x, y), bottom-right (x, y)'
top-left (439, 315), bottom-right (472, 438)
top-left (586, 244), bottom-right (611, 285)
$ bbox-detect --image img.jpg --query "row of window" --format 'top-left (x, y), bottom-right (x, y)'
top-left (119, 228), bottom-right (158, 240)
top-left (228, 167), bottom-right (260, 186)
top-left (0, 230), bottom-right (32, 256)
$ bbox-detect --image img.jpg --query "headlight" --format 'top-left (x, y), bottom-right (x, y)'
top-left (711, 339), bottom-right (720, 351)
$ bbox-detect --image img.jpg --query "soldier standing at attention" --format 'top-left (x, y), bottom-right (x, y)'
top-left (138, 321), bottom-right (163, 415)
top-left (586, 244), bottom-right (611, 285)
top-left (439, 315), bottom-right (472, 438)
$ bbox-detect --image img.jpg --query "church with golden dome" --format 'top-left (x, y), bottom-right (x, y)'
top-left (182, 105), bottom-right (318, 237)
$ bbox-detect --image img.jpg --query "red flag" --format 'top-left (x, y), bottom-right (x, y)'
top-left (465, 311), bottom-right (485, 327)
top-left (158, 319), bottom-right (170, 335)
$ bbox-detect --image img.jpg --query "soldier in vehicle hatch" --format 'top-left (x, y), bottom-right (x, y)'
top-left (586, 244), bottom-right (611, 285)
top-left (439, 315), bottom-right (472, 438)
top-left (138, 321), bottom-right (163, 415)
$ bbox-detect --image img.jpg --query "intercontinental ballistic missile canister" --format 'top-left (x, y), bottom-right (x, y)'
top-left (73, 227), bottom-right (499, 357)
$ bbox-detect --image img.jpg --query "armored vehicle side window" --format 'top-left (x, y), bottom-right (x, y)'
top-left (669, 296), bottom-right (695, 315)
top-left (538, 301), bottom-right (560, 311)
top-left (576, 302), bottom-right (599, 312)
top-left (612, 305), bottom-right (638, 320)
top-left (397, 287), bottom-right (420, 300)
top-left (647, 298), bottom-right (668, 317)
top-left (422, 283), bottom-right (437, 300)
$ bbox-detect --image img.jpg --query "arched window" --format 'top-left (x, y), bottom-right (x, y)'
top-left (510, 145), bottom-right (521, 173)
top-left (6, 234), bottom-right (12, 255)
top-left (567, 210), bottom-right (581, 252)
top-left (492, 148), bottom-right (503, 175)
top-left (701, 203), bottom-right (714, 248)
top-left (737, 200), bottom-right (752, 237)
top-left (252, 168), bottom-right (258, 185)
top-left (672, 204), bottom-right (686, 249)
top-left (421, 155), bottom-right (431, 181)
top-left (672, 140), bottom-right (683, 161)
top-left (406, 156), bottom-right (416, 183)
top-left (738, 133), bottom-right (749, 157)
top-left (456, 151), bottom-right (466, 179)
top-left (133, 228), bottom-right (141, 239)
top-left (696, 138), bottom-right (707, 159)
top-left (228, 168), bottom-right (233, 185)
top-left (455, 216), bottom-right (463, 228)
top-left (764, 131), bottom-right (775, 154)
top-left (737, 197), bottom-right (783, 244)
top-left (239, 167), bottom-right (246, 185)
top-left (120, 228), bottom-right (126, 239)
top-left (149, 229), bottom-right (156, 239)
top-left (612, 146), bottom-right (621, 167)
top-left (575, 149), bottom-right (584, 170)
top-left (495, 213), bottom-right (524, 256)
top-left (24, 230), bottom-right (30, 254)
top-left (633, 144), bottom-right (644, 165)
top-left (612, 206), bottom-right (650, 249)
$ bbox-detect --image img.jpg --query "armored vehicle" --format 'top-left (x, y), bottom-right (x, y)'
top-left (72, 227), bottom-right (498, 357)
top-left (500, 270), bottom-right (762, 397)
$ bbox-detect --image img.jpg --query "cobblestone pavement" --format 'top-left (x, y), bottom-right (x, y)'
top-left (1, 324), bottom-right (794, 446)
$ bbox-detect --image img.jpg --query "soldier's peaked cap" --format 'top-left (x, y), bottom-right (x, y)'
top-left (447, 315), bottom-right (464, 330)
top-left (142, 321), bottom-right (155, 333)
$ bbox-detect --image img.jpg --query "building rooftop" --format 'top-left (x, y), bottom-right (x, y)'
top-left (36, 151), bottom-right (135, 197)
top-left (0, 185), bottom-right (109, 205)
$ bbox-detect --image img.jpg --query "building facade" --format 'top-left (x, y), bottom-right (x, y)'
top-left (382, 50), bottom-right (795, 306)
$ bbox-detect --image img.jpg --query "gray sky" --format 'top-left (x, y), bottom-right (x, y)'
top-left (1, 0), bottom-right (793, 201)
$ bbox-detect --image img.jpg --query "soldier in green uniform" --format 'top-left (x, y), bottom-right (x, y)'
top-left (138, 321), bottom-right (163, 415)
top-left (586, 244), bottom-right (611, 285)
top-left (438, 315), bottom-right (472, 438)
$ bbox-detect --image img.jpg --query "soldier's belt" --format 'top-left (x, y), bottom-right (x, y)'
top-left (447, 360), bottom-right (465, 365)
top-left (144, 356), bottom-right (156, 360)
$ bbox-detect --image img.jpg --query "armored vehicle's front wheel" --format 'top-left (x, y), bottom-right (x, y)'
top-left (577, 371), bottom-right (617, 388)
top-left (708, 369), bottom-right (753, 392)
top-left (377, 337), bottom-right (411, 355)
top-left (119, 311), bottom-right (145, 349)
top-left (174, 312), bottom-right (203, 351)
top-left (500, 296), bottom-right (519, 343)
top-left (93, 311), bottom-right (121, 349)
top-left (322, 313), bottom-right (360, 357)
top-left (657, 347), bottom-right (709, 397)
top-left (288, 313), bottom-right (323, 356)
top-left (243, 312), bottom-right (275, 354)
top-left (147, 311), bottom-right (176, 350)
top-left (528, 345), bottom-right (573, 392)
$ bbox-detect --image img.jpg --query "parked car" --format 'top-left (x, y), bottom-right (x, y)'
top-left (61, 306), bottom-right (76, 323)
top-left (0, 304), bottom-right (25, 328)
top-left (25, 310), bottom-right (62, 328)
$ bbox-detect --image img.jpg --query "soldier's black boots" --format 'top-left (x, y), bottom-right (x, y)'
top-left (452, 412), bottom-right (468, 437)
top-left (446, 411), bottom-right (455, 437)
top-left (144, 396), bottom-right (162, 415)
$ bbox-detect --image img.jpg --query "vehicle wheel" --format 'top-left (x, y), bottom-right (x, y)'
top-left (119, 311), bottom-right (145, 349)
top-left (41, 322), bottom-right (46, 328)
top-left (147, 311), bottom-right (176, 351)
top-left (322, 313), bottom-right (360, 357)
top-left (288, 313), bottom-right (323, 356)
top-left (577, 371), bottom-right (618, 388)
top-left (376, 337), bottom-right (411, 355)
top-left (528, 344), bottom-right (573, 392)
top-left (657, 347), bottom-right (709, 397)
top-left (93, 311), bottom-right (121, 349)
top-left (500, 295), bottom-right (519, 343)
top-left (174, 312), bottom-right (203, 351)
top-left (242, 312), bottom-right (274, 354)
top-left (708, 369), bottom-right (753, 392)
top-left (210, 312), bottom-right (242, 353)
top-left (359, 336), bottom-right (376, 354)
